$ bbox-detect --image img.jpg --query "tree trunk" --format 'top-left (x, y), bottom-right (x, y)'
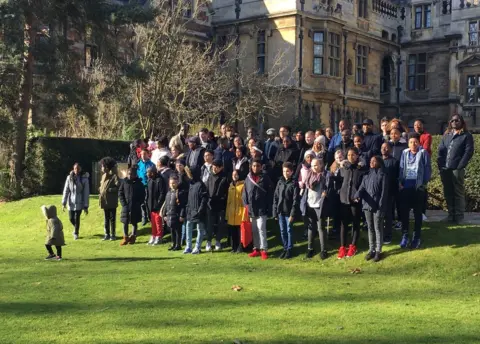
top-left (13, 11), bottom-right (35, 198)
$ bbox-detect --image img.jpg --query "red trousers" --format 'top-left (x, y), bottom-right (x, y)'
top-left (150, 212), bottom-right (163, 237)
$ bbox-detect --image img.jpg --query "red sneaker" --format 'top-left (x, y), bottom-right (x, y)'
top-left (260, 251), bottom-right (268, 260)
top-left (337, 246), bottom-right (346, 259)
top-left (346, 244), bottom-right (357, 258)
top-left (248, 249), bottom-right (261, 258)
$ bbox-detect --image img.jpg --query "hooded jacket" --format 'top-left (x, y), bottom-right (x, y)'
top-left (354, 168), bottom-right (388, 213)
top-left (383, 156), bottom-right (400, 196)
top-left (438, 130), bottom-right (474, 170)
top-left (163, 188), bottom-right (188, 225)
top-left (242, 172), bottom-right (273, 217)
top-left (206, 170), bottom-right (229, 211)
top-left (186, 146), bottom-right (206, 172)
top-left (362, 132), bottom-right (383, 160)
top-left (338, 162), bottom-right (367, 205)
top-left (389, 140), bottom-right (408, 161)
top-left (186, 180), bottom-right (208, 223)
top-left (226, 180), bottom-right (245, 226)
top-left (62, 172), bottom-right (90, 211)
top-left (146, 175), bottom-right (167, 213)
top-left (41, 205), bottom-right (65, 246)
top-left (273, 177), bottom-right (299, 218)
top-left (119, 177), bottom-right (146, 224)
top-left (99, 170), bottom-right (119, 209)
top-left (273, 144), bottom-right (300, 180)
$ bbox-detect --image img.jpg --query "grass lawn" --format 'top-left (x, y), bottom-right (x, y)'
top-left (1, 195), bottom-right (480, 344)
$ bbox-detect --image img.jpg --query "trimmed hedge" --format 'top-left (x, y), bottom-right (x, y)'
top-left (23, 137), bottom-right (130, 196)
top-left (428, 134), bottom-right (480, 212)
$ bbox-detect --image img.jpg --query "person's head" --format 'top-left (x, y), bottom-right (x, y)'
top-left (199, 128), bottom-right (209, 142)
top-left (156, 136), bottom-right (168, 148)
top-left (247, 127), bottom-right (256, 139)
top-left (127, 167), bottom-right (137, 180)
top-left (381, 142), bottom-right (391, 157)
top-left (295, 131), bottom-right (305, 142)
top-left (362, 119), bottom-right (374, 134)
top-left (408, 133), bottom-right (420, 152)
top-left (352, 123), bottom-right (361, 134)
top-left (305, 131), bottom-right (315, 145)
top-left (341, 129), bottom-right (352, 143)
top-left (235, 146), bottom-right (246, 159)
top-left (212, 160), bottom-right (223, 174)
top-left (251, 159), bottom-right (263, 175)
top-left (226, 125), bottom-right (234, 138)
top-left (313, 136), bottom-right (325, 151)
top-left (315, 129), bottom-right (322, 138)
top-left (282, 136), bottom-right (292, 149)
top-left (169, 175), bottom-right (179, 190)
top-left (449, 114), bottom-right (466, 132)
top-left (204, 149), bottom-right (214, 164)
top-left (279, 125), bottom-right (290, 139)
top-left (390, 128), bottom-right (401, 142)
top-left (159, 156), bottom-right (170, 169)
top-left (370, 156), bottom-right (384, 169)
top-left (414, 119), bottom-right (424, 134)
top-left (381, 118), bottom-right (389, 134)
top-left (218, 137), bottom-right (229, 150)
top-left (311, 158), bottom-right (324, 174)
top-left (247, 138), bottom-right (257, 150)
top-left (282, 162), bottom-right (294, 180)
top-left (171, 146), bottom-right (181, 159)
top-left (73, 163), bottom-right (81, 175)
top-left (325, 127), bottom-right (333, 139)
top-left (339, 120), bottom-right (348, 132)
top-left (347, 147), bottom-right (359, 164)
top-left (180, 122), bottom-right (189, 137)
top-left (100, 157), bottom-right (116, 174)
top-left (147, 166), bottom-right (157, 179)
top-left (266, 128), bottom-right (276, 139)
top-left (188, 136), bottom-right (200, 150)
top-left (175, 159), bottom-right (186, 174)
top-left (234, 136), bottom-right (243, 148)
top-left (232, 169), bottom-right (240, 182)
top-left (140, 149), bottom-right (150, 161)
top-left (304, 150), bottom-right (315, 164)
top-left (250, 145), bottom-right (262, 158)
top-left (334, 149), bottom-right (344, 164)
top-left (220, 123), bottom-right (227, 137)
top-left (353, 134), bottom-right (363, 149)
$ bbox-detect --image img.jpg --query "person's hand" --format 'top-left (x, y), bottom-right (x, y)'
top-left (249, 218), bottom-right (253, 223)
top-left (179, 217), bottom-right (184, 223)
top-left (321, 191), bottom-right (327, 197)
top-left (354, 198), bottom-right (360, 203)
top-left (274, 217), bottom-right (278, 221)
top-left (62, 205), bottom-right (66, 212)
top-left (399, 183), bottom-right (404, 191)
top-left (288, 216), bottom-right (294, 224)
top-left (84, 208), bottom-right (88, 215)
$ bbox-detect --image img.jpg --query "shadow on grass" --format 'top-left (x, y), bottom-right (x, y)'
top-left (82, 257), bottom-right (180, 262)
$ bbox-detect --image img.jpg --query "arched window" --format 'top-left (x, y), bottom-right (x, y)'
top-left (382, 30), bottom-right (389, 39)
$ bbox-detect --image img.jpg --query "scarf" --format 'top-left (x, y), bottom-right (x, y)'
top-left (305, 169), bottom-right (324, 189)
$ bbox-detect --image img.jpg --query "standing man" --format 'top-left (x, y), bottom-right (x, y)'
top-left (214, 137), bottom-right (235, 178)
top-left (264, 128), bottom-right (279, 162)
top-left (298, 130), bottom-right (315, 166)
top-left (361, 118), bottom-right (383, 161)
top-left (279, 125), bottom-right (291, 142)
top-left (437, 114), bottom-right (474, 224)
top-left (414, 119), bottom-right (432, 156)
top-left (137, 149), bottom-right (155, 226)
top-left (185, 136), bottom-right (206, 174)
top-left (328, 120), bottom-right (349, 152)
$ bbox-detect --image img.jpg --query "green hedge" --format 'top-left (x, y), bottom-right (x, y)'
top-left (428, 134), bottom-right (480, 212)
top-left (23, 137), bottom-right (130, 196)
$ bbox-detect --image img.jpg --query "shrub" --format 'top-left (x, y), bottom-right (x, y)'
top-left (427, 134), bottom-right (480, 212)
top-left (23, 137), bottom-right (130, 196)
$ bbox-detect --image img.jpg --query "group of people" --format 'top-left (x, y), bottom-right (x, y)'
top-left (42, 114), bottom-right (474, 262)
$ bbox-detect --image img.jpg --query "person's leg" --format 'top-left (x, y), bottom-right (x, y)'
top-left (278, 215), bottom-right (288, 250)
top-left (216, 211), bottom-right (226, 245)
top-left (316, 212), bottom-right (326, 252)
top-left (132, 224), bottom-right (138, 236)
top-left (452, 169), bottom-right (466, 221)
top-left (364, 210), bottom-right (375, 253)
top-left (374, 211), bottom-right (384, 253)
top-left (440, 169), bottom-right (455, 220)
top-left (384, 196), bottom-right (393, 242)
top-left (174, 222), bottom-right (182, 248)
top-left (206, 209), bottom-right (214, 243)
top-left (257, 216), bottom-right (268, 251)
top-left (400, 189), bottom-right (411, 238)
top-left (55, 246), bottom-right (62, 258)
top-left (150, 212), bottom-right (157, 242)
top-left (110, 209), bottom-right (116, 238)
top-left (286, 216), bottom-right (293, 251)
top-left (185, 221), bottom-right (193, 249)
top-left (340, 205), bottom-right (351, 248)
top-left (45, 245), bottom-right (55, 255)
top-left (195, 222), bottom-right (206, 250)
top-left (74, 210), bottom-right (82, 235)
top-left (351, 204), bottom-right (361, 246)
top-left (307, 207), bottom-right (317, 250)
top-left (251, 216), bottom-right (261, 250)
top-left (123, 223), bottom-right (129, 237)
top-left (412, 189), bottom-right (424, 240)
top-left (103, 209), bottom-right (111, 237)
top-left (69, 210), bottom-right (75, 227)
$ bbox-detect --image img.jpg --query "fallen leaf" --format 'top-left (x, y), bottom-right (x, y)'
top-left (231, 285), bottom-right (243, 292)
top-left (349, 268), bottom-right (362, 274)
top-left (473, 272), bottom-right (479, 277)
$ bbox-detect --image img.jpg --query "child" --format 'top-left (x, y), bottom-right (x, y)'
top-left (146, 166), bottom-right (167, 245)
top-left (304, 158), bottom-right (331, 260)
top-left (381, 142), bottom-right (399, 244)
top-left (98, 157), bottom-right (119, 241)
top-left (62, 163), bottom-right (89, 240)
top-left (118, 167), bottom-right (146, 246)
top-left (162, 175), bottom-right (188, 251)
top-left (354, 156), bottom-right (387, 262)
top-left (137, 149), bottom-right (155, 226)
top-left (337, 147), bottom-right (367, 259)
top-left (273, 162), bottom-right (299, 259)
top-left (41, 205), bottom-right (65, 260)
top-left (205, 160), bottom-right (229, 251)
top-left (398, 133), bottom-right (431, 249)
top-left (353, 134), bottom-right (367, 167)
top-left (242, 158), bottom-right (273, 260)
top-left (185, 167), bottom-right (208, 254)
top-left (226, 170), bottom-right (245, 254)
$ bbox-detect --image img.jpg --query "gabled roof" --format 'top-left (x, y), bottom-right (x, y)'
top-left (458, 54), bottom-right (480, 69)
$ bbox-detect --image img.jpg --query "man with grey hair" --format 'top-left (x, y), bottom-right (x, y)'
top-left (264, 128), bottom-right (278, 162)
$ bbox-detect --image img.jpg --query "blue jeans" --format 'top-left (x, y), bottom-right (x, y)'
top-left (186, 221), bottom-right (206, 250)
top-left (278, 215), bottom-right (293, 250)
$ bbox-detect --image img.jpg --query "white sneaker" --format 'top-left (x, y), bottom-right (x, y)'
top-left (147, 236), bottom-right (155, 245)
top-left (73, 232), bottom-right (78, 240)
top-left (153, 237), bottom-right (162, 245)
top-left (205, 241), bottom-right (212, 252)
top-left (192, 247), bottom-right (201, 254)
top-left (422, 214), bottom-right (428, 221)
top-left (215, 242), bottom-right (222, 251)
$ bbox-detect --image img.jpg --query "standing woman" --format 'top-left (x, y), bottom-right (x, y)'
top-left (98, 157), bottom-right (119, 241)
top-left (233, 146), bottom-right (249, 181)
top-left (62, 163), bottom-right (90, 240)
top-left (437, 115), bottom-right (474, 224)
top-left (226, 170), bottom-right (246, 253)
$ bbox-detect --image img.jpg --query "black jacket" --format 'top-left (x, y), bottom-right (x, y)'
top-left (185, 147), bottom-right (205, 173)
top-left (206, 171), bottom-right (229, 211)
top-left (146, 176), bottom-right (167, 213)
top-left (363, 132), bottom-right (383, 160)
top-left (242, 173), bottom-right (273, 217)
top-left (163, 188), bottom-right (188, 224)
top-left (127, 148), bottom-right (139, 169)
top-left (273, 145), bottom-right (300, 180)
top-left (232, 157), bottom-right (249, 181)
top-left (273, 177), bottom-right (300, 218)
top-left (438, 131), bottom-right (474, 170)
top-left (119, 177), bottom-right (146, 224)
top-left (354, 169), bottom-right (388, 213)
top-left (186, 181), bottom-right (208, 222)
top-left (389, 140), bottom-right (407, 161)
top-left (337, 162), bottom-right (367, 205)
top-left (383, 156), bottom-right (400, 196)
top-left (298, 143), bottom-right (313, 167)
top-left (158, 168), bottom-right (174, 185)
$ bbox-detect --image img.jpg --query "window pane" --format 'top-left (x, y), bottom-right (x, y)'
top-left (418, 53), bottom-right (427, 62)
top-left (408, 64), bottom-right (416, 75)
top-left (314, 32), bottom-right (324, 43)
top-left (470, 33), bottom-right (478, 45)
top-left (467, 88), bottom-right (476, 103)
top-left (357, 69), bottom-right (361, 84)
top-left (314, 58), bottom-right (322, 74)
top-left (418, 64), bottom-right (426, 74)
top-left (424, 12), bottom-right (431, 28)
top-left (470, 22), bottom-right (478, 32)
top-left (467, 76), bottom-right (476, 86)
top-left (362, 71), bottom-right (367, 85)
top-left (363, 57), bottom-right (367, 69)
top-left (257, 57), bottom-right (265, 74)
top-left (415, 13), bottom-right (422, 29)
top-left (257, 31), bottom-right (265, 43)
top-left (258, 43), bottom-right (265, 55)
top-left (314, 44), bottom-right (323, 56)
top-left (418, 75), bottom-right (426, 90)
top-left (408, 54), bottom-right (416, 65)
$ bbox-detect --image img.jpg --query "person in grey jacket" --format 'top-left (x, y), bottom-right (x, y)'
top-left (438, 114), bottom-right (475, 224)
top-left (62, 163), bottom-right (89, 240)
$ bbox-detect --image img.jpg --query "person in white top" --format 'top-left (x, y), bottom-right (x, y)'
top-left (151, 136), bottom-right (171, 165)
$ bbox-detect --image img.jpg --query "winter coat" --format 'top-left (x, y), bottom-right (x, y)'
top-left (99, 171), bottom-right (119, 209)
top-left (296, 163), bottom-right (311, 190)
top-left (146, 176), bottom-right (167, 213)
top-left (186, 147), bottom-right (206, 172)
top-left (42, 205), bottom-right (65, 246)
top-left (298, 144), bottom-right (313, 167)
top-left (127, 146), bottom-right (140, 168)
top-left (206, 171), bottom-right (229, 211)
top-left (176, 172), bottom-right (191, 192)
top-left (354, 168), bottom-right (388, 213)
top-left (214, 147), bottom-right (234, 177)
top-left (338, 162), bottom-right (367, 205)
top-left (389, 140), bottom-right (408, 161)
top-left (399, 149), bottom-right (431, 190)
top-left (62, 172), bottom-right (90, 211)
top-left (363, 132), bottom-right (383, 159)
top-left (186, 181), bottom-right (208, 223)
top-left (119, 177), bottom-right (145, 225)
top-left (151, 148), bottom-right (171, 165)
top-left (438, 130), bottom-right (474, 170)
top-left (383, 156), bottom-right (400, 196)
top-left (264, 139), bottom-right (279, 161)
top-left (226, 181), bottom-right (245, 226)
top-left (162, 188), bottom-right (188, 226)
top-left (328, 132), bottom-right (342, 152)
top-left (232, 157), bottom-right (249, 181)
top-left (242, 173), bottom-right (273, 217)
top-left (273, 145), bottom-right (300, 180)
top-left (158, 167), bottom-right (174, 185)
top-left (419, 131), bottom-right (433, 156)
top-left (273, 177), bottom-right (299, 218)
top-left (137, 159), bottom-right (155, 186)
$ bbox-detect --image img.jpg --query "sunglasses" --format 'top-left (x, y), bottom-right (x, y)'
top-left (450, 118), bottom-right (460, 123)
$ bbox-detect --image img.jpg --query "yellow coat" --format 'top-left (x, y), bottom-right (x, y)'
top-left (226, 181), bottom-right (245, 226)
